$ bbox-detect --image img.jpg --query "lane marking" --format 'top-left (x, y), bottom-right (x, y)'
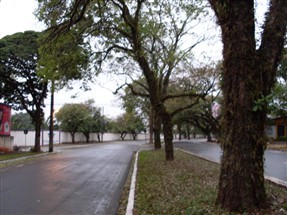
top-left (126, 151), bottom-right (139, 215)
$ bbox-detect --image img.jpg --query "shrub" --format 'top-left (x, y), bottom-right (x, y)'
top-left (276, 136), bottom-right (287, 142)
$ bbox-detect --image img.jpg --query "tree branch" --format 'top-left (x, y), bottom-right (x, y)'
top-left (170, 97), bottom-right (201, 117)
top-left (258, 0), bottom-right (287, 93)
top-left (162, 91), bottom-right (206, 102)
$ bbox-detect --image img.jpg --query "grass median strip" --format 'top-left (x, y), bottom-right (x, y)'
top-left (0, 152), bottom-right (48, 169)
top-left (134, 149), bottom-right (287, 215)
top-left (0, 152), bottom-right (42, 161)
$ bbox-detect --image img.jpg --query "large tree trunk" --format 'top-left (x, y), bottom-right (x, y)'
top-left (159, 105), bottom-right (174, 161)
top-left (208, 0), bottom-right (287, 212)
top-left (148, 106), bottom-right (154, 145)
top-left (134, 24), bottom-right (174, 161)
top-left (153, 110), bottom-right (161, 149)
top-left (215, 2), bottom-right (267, 212)
top-left (32, 110), bottom-right (43, 152)
top-left (34, 120), bottom-right (42, 152)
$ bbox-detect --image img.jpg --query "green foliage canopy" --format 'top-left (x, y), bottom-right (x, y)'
top-left (56, 103), bottom-right (89, 133)
top-left (0, 31), bottom-right (48, 114)
top-left (110, 111), bottom-right (145, 140)
top-left (37, 29), bottom-right (93, 89)
top-left (11, 112), bottom-right (34, 130)
top-left (0, 31), bottom-right (48, 151)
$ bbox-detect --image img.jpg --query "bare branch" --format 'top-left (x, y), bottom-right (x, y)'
top-left (162, 91), bottom-right (206, 102)
top-left (127, 83), bottom-right (149, 98)
top-left (170, 97), bottom-right (201, 117)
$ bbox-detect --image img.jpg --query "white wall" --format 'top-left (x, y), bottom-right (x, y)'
top-left (10, 130), bottom-right (148, 146)
top-left (0, 136), bottom-right (14, 150)
top-left (265, 125), bottom-right (276, 139)
top-left (10, 126), bottom-right (276, 147)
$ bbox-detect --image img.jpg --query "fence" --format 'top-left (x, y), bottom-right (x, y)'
top-left (10, 130), bottom-right (148, 147)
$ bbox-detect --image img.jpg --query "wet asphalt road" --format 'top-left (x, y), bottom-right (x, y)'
top-left (0, 141), bottom-right (144, 215)
top-left (174, 139), bottom-right (287, 183)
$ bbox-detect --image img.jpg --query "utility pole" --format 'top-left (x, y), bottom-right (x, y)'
top-left (49, 80), bottom-right (54, 152)
top-left (101, 106), bottom-right (104, 142)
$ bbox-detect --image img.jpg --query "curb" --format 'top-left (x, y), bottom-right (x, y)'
top-left (265, 176), bottom-right (287, 188)
top-left (0, 144), bottom-right (95, 164)
top-left (177, 148), bottom-right (287, 188)
top-left (176, 148), bottom-right (219, 163)
top-left (126, 151), bottom-right (139, 215)
top-left (0, 151), bottom-right (59, 164)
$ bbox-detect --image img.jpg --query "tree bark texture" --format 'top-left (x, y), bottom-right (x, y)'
top-left (148, 106), bottom-right (154, 145)
top-left (208, 0), bottom-right (287, 212)
top-left (34, 120), bottom-right (41, 152)
top-left (153, 110), bottom-right (162, 149)
top-left (161, 107), bottom-right (174, 160)
top-left (32, 108), bottom-right (44, 152)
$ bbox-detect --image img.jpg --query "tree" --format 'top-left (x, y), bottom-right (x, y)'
top-left (11, 112), bottom-right (34, 130)
top-left (269, 49), bottom-right (287, 117)
top-left (277, 48), bottom-right (287, 82)
top-left (56, 103), bottom-right (89, 143)
top-left (79, 100), bottom-right (106, 143)
top-left (0, 31), bottom-right (48, 152)
top-left (110, 111), bottom-right (145, 140)
top-left (120, 81), bottom-right (159, 147)
top-left (166, 64), bottom-right (220, 141)
top-left (269, 83), bottom-right (287, 117)
top-left (126, 111), bottom-right (145, 140)
top-left (184, 97), bottom-right (221, 142)
top-left (36, 0), bottom-right (207, 161)
top-left (208, 1), bottom-right (287, 212)
top-left (110, 115), bottom-right (129, 141)
top-left (38, 24), bottom-right (92, 152)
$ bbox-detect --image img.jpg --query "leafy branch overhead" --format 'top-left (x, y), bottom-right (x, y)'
top-left (37, 0), bottom-right (208, 161)
top-left (0, 31), bottom-right (48, 152)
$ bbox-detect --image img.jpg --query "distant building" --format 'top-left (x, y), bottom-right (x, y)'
top-left (274, 117), bottom-right (287, 139)
top-left (0, 103), bottom-right (13, 150)
top-left (266, 116), bottom-right (287, 140)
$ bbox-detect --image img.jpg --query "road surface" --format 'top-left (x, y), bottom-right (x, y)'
top-left (0, 141), bottom-right (143, 215)
top-left (174, 139), bottom-right (287, 184)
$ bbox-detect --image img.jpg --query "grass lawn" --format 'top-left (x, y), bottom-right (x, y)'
top-left (118, 149), bottom-right (287, 215)
top-left (0, 152), bottom-right (42, 162)
top-left (267, 143), bottom-right (287, 151)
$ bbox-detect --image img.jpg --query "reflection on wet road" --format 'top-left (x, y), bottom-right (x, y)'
top-left (0, 141), bottom-right (143, 215)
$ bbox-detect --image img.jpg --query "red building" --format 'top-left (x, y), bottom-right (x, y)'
top-left (0, 103), bottom-right (13, 151)
top-left (0, 103), bottom-right (11, 136)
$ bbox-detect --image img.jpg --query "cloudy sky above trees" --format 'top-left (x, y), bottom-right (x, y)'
top-left (0, 0), bottom-right (267, 119)
top-left (0, 0), bottom-right (125, 118)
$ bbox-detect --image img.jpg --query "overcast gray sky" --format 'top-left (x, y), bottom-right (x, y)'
top-left (0, 0), bottom-right (125, 119)
top-left (0, 0), bottom-right (268, 119)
